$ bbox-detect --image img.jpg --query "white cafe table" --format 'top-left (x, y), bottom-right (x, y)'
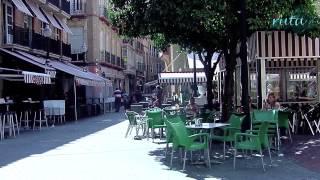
top-left (186, 123), bottom-right (230, 165)
top-left (186, 123), bottom-right (229, 129)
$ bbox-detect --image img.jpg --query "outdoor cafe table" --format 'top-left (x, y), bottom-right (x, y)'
top-left (186, 123), bottom-right (230, 164)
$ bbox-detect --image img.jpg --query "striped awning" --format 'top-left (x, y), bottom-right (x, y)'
top-left (158, 72), bottom-right (217, 85)
top-left (256, 31), bottom-right (320, 63)
top-left (23, 71), bottom-right (51, 84)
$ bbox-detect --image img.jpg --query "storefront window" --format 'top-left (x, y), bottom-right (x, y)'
top-left (250, 73), bottom-right (257, 103)
top-left (287, 72), bottom-right (317, 101)
top-left (266, 74), bottom-right (280, 101)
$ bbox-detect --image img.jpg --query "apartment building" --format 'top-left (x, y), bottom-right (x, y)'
top-left (0, 0), bottom-right (111, 120)
top-left (69, 0), bottom-right (125, 90)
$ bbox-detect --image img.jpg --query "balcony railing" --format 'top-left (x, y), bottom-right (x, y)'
top-left (10, 26), bottom-right (71, 57)
top-left (62, 43), bottom-right (71, 57)
top-left (61, 0), bottom-right (70, 14)
top-left (105, 51), bottom-right (110, 63)
top-left (99, 6), bottom-right (109, 19)
top-left (71, 52), bottom-right (85, 61)
top-left (13, 26), bottom-right (31, 47)
top-left (70, 0), bottom-right (86, 15)
top-left (116, 57), bottom-right (121, 66)
top-left (111, 54), bottom-right (115, 64)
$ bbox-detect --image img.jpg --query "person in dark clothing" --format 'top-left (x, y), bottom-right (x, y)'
top-left (114, 88), bottom-right (122, 112)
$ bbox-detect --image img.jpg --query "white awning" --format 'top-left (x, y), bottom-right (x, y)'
top-left (23, 71), bottom-right (51, 84)
top-left (48, 60), bottom-right (112, 87)
top-left (0, 67), bottom-right (51, 84)
top-left (54, 15), bottom-right (72, 34)
top-left (158, 72), bottom-right (218, 85)
top-left (25, 0), bottom-right (48, 23)
top-left (41, 8), bottom-right (63, 30)
top-left (11, 0), bottom-right (33, 17)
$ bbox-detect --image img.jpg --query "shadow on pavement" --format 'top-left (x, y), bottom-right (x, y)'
top-left (147, 141), bottom-right (320, 180)
top-left (0, 112), bottom-right (125, 168)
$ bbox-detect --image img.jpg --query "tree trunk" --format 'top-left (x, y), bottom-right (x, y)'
top-left (221, 47), bottom-right (237, 122)
top-left (206, 70), bottom-right (214, 110)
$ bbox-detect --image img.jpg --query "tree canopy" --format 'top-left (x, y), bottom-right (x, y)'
top-left (110, 0), bottom-right (320, 120)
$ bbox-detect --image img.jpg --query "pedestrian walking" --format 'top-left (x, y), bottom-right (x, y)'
top-left (114, 88), bottom-right (122, 112)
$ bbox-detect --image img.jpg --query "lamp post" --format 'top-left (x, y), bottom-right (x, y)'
top-left (43, 25), bottom-right (52, 59)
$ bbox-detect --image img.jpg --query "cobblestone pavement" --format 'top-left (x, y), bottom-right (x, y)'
top-left (0, 112), bottom-right (319, 180)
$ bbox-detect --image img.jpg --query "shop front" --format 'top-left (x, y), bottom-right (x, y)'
top-left (249, 31), bottom-right (320, 108)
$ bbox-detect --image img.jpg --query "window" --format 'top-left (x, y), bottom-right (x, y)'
top-left (70, 27), bottom-right (84, 54)
top-left (266, 73), bottom-right (281, 101)
top-left (3, 3), bottom-right (13, 44)
top-left (53, 28), bottom-right (60, 40)
top-left (287, 71), bottom-right (317, 102)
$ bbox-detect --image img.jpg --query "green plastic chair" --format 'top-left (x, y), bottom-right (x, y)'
top-left (211, 114), bottom-right (246, 159)
top-left (146, 110), bottom-right (166, 142)
top-left (278, 111), bottom-right (293, 142)
top-left (252, 110), bottom-right (280, 150)
top-left (125, 111), bottom-right (142, 138)
top-left (166, 120), bottom-right (211, 171)
top-left (164, 116), bottom-right (185, 158)
top-left (234, 121), bottom-right (272, 171)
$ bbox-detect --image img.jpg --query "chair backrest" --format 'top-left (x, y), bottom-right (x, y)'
top-left (125, 111), bottom-right (138, 125)
top-left (146, 110), bottom-right (164, 127)
top-left (166, 120), bottom-right (190, 147)
top-left (229, 114), bottom-right (246, 128)
top-left (130, 105), bottom-right (143, 114)
top-left (278, 111), bottom-right (290, 129)
top-left (252, 110), bottom-right (277, 122)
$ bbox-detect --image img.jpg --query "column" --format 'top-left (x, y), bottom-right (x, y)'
top-left (257, 58), bottom-right (266, 109)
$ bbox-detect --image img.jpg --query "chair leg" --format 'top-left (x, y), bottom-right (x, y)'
top-left (260, 149), bottom-right (266, 172)
top-left (207, 148), bottom-right (211, 168)
top-left (182, 150), bottom-right (187, 171)
top-left (288, 128), bottom-right (293, 143)
top-left (165, 142), bottom-right (169, 158)
top-left (268, 146), bottom-right (273, 165)
top-left (125, 125), bottom-right (131, 138)
top-left (223, 141), bottom-right (226, 159)
top-left (233, 149), bottom-right (237, 170)
top-left (170, 148), bottom-right (174, 169)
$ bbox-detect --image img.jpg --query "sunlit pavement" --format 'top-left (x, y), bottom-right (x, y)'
top-left (0, 112), bottom-right (319, 180)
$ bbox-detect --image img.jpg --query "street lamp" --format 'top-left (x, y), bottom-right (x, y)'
top-left (43, 24), bottom-right (52, 59)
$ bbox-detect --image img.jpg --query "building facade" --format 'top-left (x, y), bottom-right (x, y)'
top-left (0, 0), bottom-right (71, 99)
top-left (69, 0), bottom-right (125, 91)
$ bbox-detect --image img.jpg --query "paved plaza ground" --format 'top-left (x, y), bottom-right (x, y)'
top-left (0, 112), bottom-right (319, 180)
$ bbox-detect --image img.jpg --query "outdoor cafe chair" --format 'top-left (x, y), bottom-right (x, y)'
top-left (146, 110), bottom-right (166, 142)
top-left (234, 121), bottom-right (272, 172)
top-left (211, 114), bottom-right (246, 159)
top-left (278, 111), bottom-right (293, 142)
top-left (252, 110), bottom-right (280, 151)
top-left (166, 119), bottom-right (211, 171)
top-left (124, 111), bottom-right (146, 138)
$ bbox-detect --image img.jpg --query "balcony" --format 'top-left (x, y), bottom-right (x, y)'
top-left (13, 26), bottom-right (31, 47)
top-left (105, 51), bottom-right (110, 63)
top-left (116, 57), bottom-right (121, 67)
top-left (70, 0), bottom-right (86, 15)
top-left (111, 54), bottom-right (115, 64)
top-left (62, 43), bottom-right (71, 57)
top-left (10, 27), bottom-right (72, 58)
